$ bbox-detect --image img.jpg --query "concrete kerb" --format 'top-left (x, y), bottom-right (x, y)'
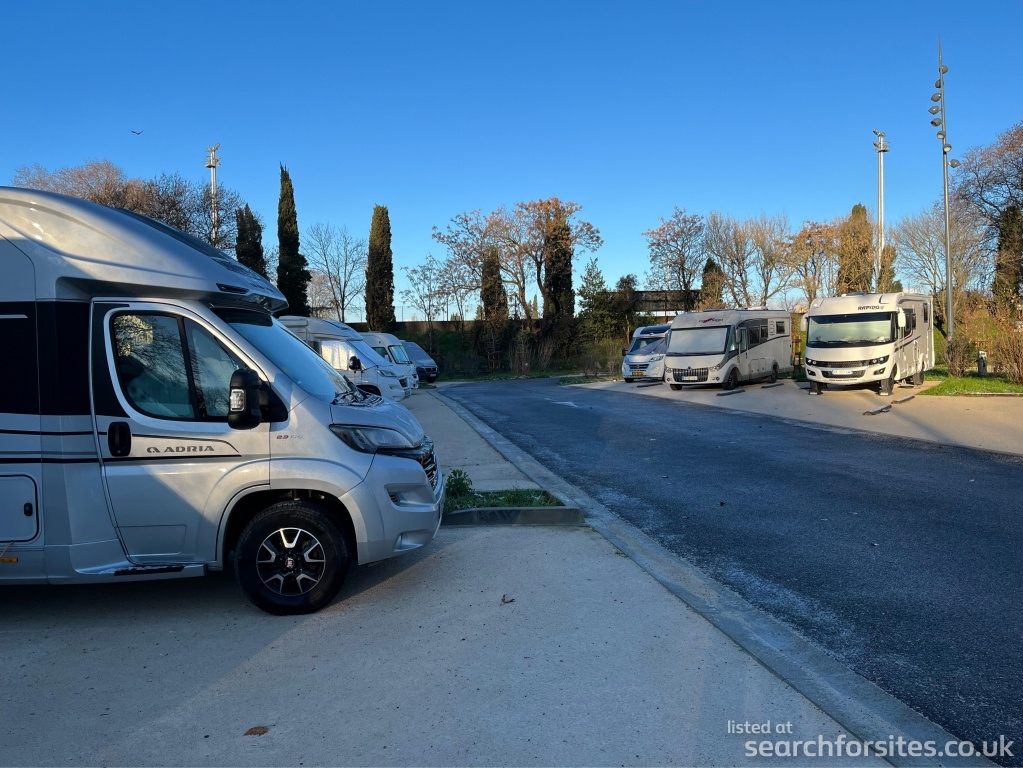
top-left (433, 386), bottom-right (990, 768)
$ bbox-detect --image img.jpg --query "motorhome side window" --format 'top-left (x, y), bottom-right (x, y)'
top-left (776, 320), bottom-right (786, 335)
top-left (112, 313), bottom-right (241, 420)
top-left (903, 308), bottom-right (916, 336)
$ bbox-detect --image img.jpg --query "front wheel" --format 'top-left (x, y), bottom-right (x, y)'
top-left (235, 501), bottom-right (350, 615)
top-left (768, 363), bottom-right (779, 383)
top-left (879, 367), bottom-right (897, 396)
top-left (722, 368), bottom-right (739, 391)
top-left (624, 377), bottom-right (634, 383)
top-left (809, 381), bottom-right (822, 395)
top-left (669, 383), bottom-right (682, 391)
top-left (912, 369), bottom-right (924, 386)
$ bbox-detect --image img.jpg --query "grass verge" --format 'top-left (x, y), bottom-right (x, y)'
top-left (443, 469), bottom-right (563, 514)
top-left (920, 370), bottom-right (1023, 395)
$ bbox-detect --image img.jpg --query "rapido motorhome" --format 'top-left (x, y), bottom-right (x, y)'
top-left (664, 309), bottom-right (793, 390)
top-left (621, 324), bottom-right (670, 382)
top-left (802, 292), bottom-right (934, 396)
top-left (0, 187), bottom-right (444, 615)
top-left (278, 316), bottom-right (412, 402)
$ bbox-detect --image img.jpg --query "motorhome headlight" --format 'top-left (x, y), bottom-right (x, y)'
top-left (330, 424), bottom-right (415, 453)
top-left (805, 358), bottom-right (817, 367)
top-left (709, 362), bottom-right (724, 371)
top-left (648, 354), bottom-right (664, 363)
top-left (867, 355), bottom-right (890, 365)
top-left (379, 368), bottom-right (398, 378)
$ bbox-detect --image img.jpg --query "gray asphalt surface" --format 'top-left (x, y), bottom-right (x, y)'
top-left (441, 378), bottom-right (1023, 765)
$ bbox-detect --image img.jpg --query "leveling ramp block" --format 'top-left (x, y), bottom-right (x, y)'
top-left (761, 382), bottom-right (785, 389)
top-left (716, 389), bottom-right (746, 397)
top-left (863, 404), bottom-right (893, 416)
top-left (892, 395), bottom-right (916, 404)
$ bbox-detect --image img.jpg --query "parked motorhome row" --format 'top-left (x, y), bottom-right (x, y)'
top-left (802, 292), bottom-right (934, 396)
top-left (279, 316), bottom-right (412, 401)
top-left (0, 187), bottom-right (444, 615)
top-left (663, 309), bottom-right (794, 390)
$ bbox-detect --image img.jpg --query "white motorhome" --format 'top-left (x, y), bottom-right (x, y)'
top-left (278, 316), bottom-right (411, 402)
top-left (0, 187), bottom-right (444, 615)
top-left (622, 324), bottom-right (670, 382)
top-left (802, 292), bottom-right (934, 396)
top-left (361, 331), bottom-right (419, 390)
top-left (664, 309), bottom-right (793, 390)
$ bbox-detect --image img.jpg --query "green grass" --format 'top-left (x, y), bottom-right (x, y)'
top-left (920, 370), bottom-right (1023, 395)
top-left (443, 468), bottom-right (563, 514)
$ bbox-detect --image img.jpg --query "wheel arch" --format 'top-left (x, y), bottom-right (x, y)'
top-left (220, 489), bottom-right (357, 568)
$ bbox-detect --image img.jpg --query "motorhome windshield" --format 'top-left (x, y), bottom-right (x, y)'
top-left (628, 337), bottom-right (665, 354)
top-left (806, 312), bottom-right (893, 347)
top-left (667, 327), bottom-right (729, 355)
top-left (350, 340), bottom-right (388, 367)
top-left (216, 309), bottom-right (360, 404)
top-left (388, 344), bottom-right (411, 364)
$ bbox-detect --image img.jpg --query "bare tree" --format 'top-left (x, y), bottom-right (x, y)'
top-left (437, 256), bottom-right (477, 329)
top-left (953, 121), bottom-right (1023, 240)
top-left (642, 207), bottom-right (704, 312)
top-left (305, 223), bottom-right (367, 322)
top-left (891, 199), bottom-right (989, 334)
top-left (401, 256), bottom-right (444, 342)
top-left (786, 221), bottom-right (839, 306)
top-left (704, 212), bottom-right (756, 307)
top-left (748, 212), bottom-right (794, 306)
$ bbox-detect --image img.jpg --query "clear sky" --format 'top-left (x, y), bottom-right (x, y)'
top-left (4, 1), bottom-right (1022, 312)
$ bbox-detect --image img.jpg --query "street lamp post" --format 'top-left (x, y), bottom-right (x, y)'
top-left (205, 143), bottom-right (221, 248)
top-left (872, 130), bottom-right (889, 290)
top-left (929, 41), bottom-right (961, 340)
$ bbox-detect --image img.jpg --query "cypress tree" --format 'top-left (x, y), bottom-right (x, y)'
top-left (994, 205), bottom-right (1023, 309)
top-left (234, 204), bottom-right (267, 279)
top-left (276, 165), bottom-right (311, 315)
top-left (542, 210), bottom-right (574, 321)
top-left (699, 257), bottom-right (725, 309)
top-left (480, 246), bottom-right (507, 321)
top-left (366, 205), bottom-right (396, 330)
top-left (836, 204), bottom-right (873, 294)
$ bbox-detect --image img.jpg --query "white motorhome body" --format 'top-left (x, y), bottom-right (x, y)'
top-left (0, 187), bottom-right (443, 615)
top-left (361, 331), bottom-right (419, 389)
top-left (802, 292), bottom-right (934, 396)
top-left (278, 316), bottom-right (411, 401)
top-left (622, 324), bottom-right (670, 382)
top-left (664, 309), bottom-right (793, 390)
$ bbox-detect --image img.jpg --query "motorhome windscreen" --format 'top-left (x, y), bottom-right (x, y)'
top-left (806, 313), bottom-right (893, 347)
top-left (667, 327), bottom-right (729, 355)
top-left (215, 309), bottom-right (360, 404)
top-left (628, 337), bottom-right (665, 354)
top-left (388, 344), bottom-right (411, 364)
top-left (350, 340), bottom-right (389, 367)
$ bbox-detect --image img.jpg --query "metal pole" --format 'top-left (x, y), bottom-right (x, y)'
top-left (205, 144), bottom-right (221, 248)
top-left (873, 131), bottom-right (888, 290)
top-left (938, 42), bottom-right (953, 341)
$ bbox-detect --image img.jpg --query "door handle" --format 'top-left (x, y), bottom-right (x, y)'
top-left (108, 421), bottom-right (132, 457)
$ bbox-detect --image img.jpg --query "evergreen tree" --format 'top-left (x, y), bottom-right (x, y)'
top-left (542, 210), bottom-right (574, 321)
top-left (699, 258), bottom-right (725, 309)
top-left (275, 165), bottom-right (311, 315)
top-left (835, 204), bottom-right (873, 294)
top-left (875, 244), bottom-right (899, 293)
top-left (576, 257), bottom-right (614, 341)
top-left (480, 246), bottom-right (507, 321)
top-left (366, 205), bottom-right (396, 331)
top-left (993, 205), bottom-right (1023, 309)
top-left (234, 204), bottom-right (267, 278)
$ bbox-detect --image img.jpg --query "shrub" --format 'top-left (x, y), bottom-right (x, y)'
top-left (989, 311), bottom-right (1023, 385)
top-left (945, 335), bottom-right (976, 378)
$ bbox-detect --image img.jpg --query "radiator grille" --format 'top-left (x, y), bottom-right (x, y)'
top-left (670, 367), bottom-right (709, 383)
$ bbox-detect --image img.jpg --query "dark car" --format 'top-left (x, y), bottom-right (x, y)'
top-left (401, 340), bottom-right (439, 383)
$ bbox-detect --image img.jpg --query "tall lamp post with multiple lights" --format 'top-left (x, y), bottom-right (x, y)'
top-left (205, 143), bottom-right (221, 249)
top-left (872, 130), bottom-right (889, 290)
top-left (928, 42), bottom-right (960, 340)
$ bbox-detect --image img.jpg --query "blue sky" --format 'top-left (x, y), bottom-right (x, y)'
top-left (4, 1), bottom-right (1022, 310)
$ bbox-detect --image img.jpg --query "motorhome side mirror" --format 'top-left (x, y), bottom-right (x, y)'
top-left (621, 348), bottom-right (627, 357)
top-left (897, 310), bottom-right (906, 329)
top-left (349, 355), bottom-right (362, 371)
top-left (228, 368), bottom-right (262, 430)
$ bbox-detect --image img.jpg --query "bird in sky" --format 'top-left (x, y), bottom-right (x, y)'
top-left (131, 130), bottom-right (142, 135)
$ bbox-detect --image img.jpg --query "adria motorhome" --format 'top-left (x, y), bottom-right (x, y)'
top-left (802, 292), bottom-right (934, 396)
top-left (0, 187), bottom-right (444, 615)
top-left (664, 309), bottom-right (793, 390)
top-left (621, 324), bottom-right (669, 382)
top-left (278, 316), bottom-right (411, 402)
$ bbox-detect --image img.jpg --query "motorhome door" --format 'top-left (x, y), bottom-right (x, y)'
top-left (92, 302), bottom-right (271, 564)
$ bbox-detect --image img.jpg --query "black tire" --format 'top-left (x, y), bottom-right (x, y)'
top-left (879, 367), bottom-right (897, 396)
top-left (624, 377), bottom-right (634, 383)
top-left (768, 363), bottom-right (779, 383)
top-left (723, 368), bottom-right (739, 391)
top-left (235, 501), bottom-right (350, 616)
top-left (669, 383), bottom-right (682, 391)
top-left (809, 381), bottom-right (822, 395)
top-left (913, 369), bottom-right (924, 386)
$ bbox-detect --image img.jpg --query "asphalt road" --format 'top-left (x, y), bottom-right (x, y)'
top-left (443, 378), bottom-right (1023, 764)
